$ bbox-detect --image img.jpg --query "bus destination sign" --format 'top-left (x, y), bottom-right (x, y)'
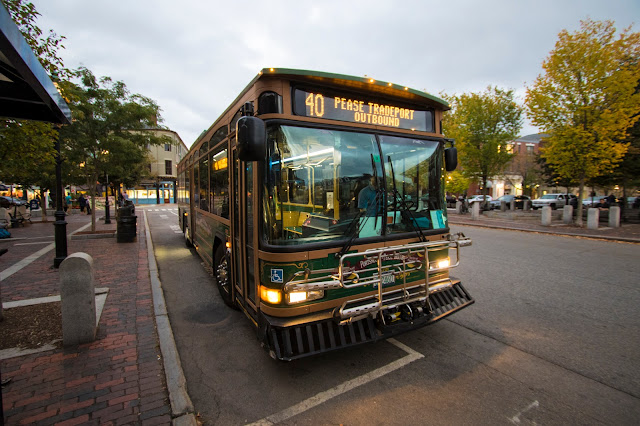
top-left (293, 88), bottom-right (433, 132)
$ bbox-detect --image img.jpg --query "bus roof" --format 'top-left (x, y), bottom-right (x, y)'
top-left (188, 67), bottom-right (450, 147)
top-left (253, 68), bottom-right (450, 110)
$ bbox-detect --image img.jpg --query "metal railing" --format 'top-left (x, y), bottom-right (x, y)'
top-left (283, 236), bottom-right (472, 321)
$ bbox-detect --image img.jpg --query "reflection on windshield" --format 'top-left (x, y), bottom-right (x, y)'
top-left (263, 125), bottom-right (445, 246)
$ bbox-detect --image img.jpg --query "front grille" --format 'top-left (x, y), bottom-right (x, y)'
top-left (265, 282), bottom-right (474, 360)
top-left (268, 316), bottom-right (380, 361)
top-left (428, 282), bottom-right (474, 323)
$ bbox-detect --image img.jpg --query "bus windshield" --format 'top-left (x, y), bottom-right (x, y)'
top-left (263, 125), bottom-right (446, 246)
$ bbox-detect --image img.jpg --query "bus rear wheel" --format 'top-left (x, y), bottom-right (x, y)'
top-left (214, 245), bottom-right (235, 308)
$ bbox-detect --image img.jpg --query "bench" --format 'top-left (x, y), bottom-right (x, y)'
top-left (8, 205), bottom-right (31, 227)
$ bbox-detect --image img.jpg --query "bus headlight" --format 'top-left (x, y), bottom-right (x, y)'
top-left (286, 290), bottom-right (324, 304)
top-left (437, 258), bottom-right (451, 269)
top-left (430, 257), bottom-right (450, 270)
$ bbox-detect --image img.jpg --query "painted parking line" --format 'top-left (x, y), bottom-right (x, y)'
top-left (13, 241), bottom-right (53, 246)
top-left (169, 225), bottom-right (182, 234)
top-left (246, 338), bottom-right (424, 426)
top-left (0, 222), bottom-right (92, 281)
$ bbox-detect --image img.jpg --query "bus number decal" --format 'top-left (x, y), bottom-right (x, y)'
top-left (305, 93), bottom-right (324, 117)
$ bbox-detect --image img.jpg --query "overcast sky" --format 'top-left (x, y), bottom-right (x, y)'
top-left (31, 0), bottom-right (639, 147)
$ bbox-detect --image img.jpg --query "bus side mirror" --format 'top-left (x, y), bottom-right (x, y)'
top-left (445, 147), bottom-right (457, 171)
top-left (237, 116), bottom-right (266, 161)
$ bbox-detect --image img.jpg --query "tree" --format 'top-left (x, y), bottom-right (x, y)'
top-left (509, 152), bottom-right (541, 197)
top-left (445, 170), bottom-right (470, 196)
top-left (58, 68), bottom-right (171, 230)
top-left (525, 19), bottom-right (640, 225)
top-left (1, 0), bottom-right (73, 219)
top-left (442, 87), bottom-right (523, 208)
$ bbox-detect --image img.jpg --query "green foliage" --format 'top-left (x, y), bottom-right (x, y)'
top-left (0, 120), bottom-right (57, 186)
top-left (442, 86), bottom-right (523, 198)
top-left (525, 19), bottom-right (640, 222)
top-left (58, 67), bottom-right (171, 194)
top-left (1, 0), bottom-right (72, 80)
top-left (445, 171), bottom-right (470, 195)
top-left (0, 0), bottom-right (74, 203)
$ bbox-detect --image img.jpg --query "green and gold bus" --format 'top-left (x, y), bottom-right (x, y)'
top-left (177, 68), bottom-right (473, 360)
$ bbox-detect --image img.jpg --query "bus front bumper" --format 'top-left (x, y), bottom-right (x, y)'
top-left (258, 281), bottom-right (474, 361)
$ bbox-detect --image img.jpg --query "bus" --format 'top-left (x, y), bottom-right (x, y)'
top-left (177, 68), bottom-right (473, 360)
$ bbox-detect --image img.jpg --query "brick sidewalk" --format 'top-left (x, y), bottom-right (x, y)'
top-left (1, 211), bottom-right (172, 424)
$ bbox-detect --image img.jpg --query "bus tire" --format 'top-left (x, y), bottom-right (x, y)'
top-left (214, 245), bottom-right (235, 308)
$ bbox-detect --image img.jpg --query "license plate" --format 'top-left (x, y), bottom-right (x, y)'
top-left (374, 274), bottom-right (395, 288)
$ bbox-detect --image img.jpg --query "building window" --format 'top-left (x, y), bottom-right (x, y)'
top-left (165, 160), bottom-right (172, 175)
top-left (165, 143), bottom-right (172, 152)
top-left (526, 145), bottom-right (534, 154)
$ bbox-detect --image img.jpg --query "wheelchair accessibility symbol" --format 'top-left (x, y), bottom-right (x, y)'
top-left (271, 269), bottom-right (284, 283)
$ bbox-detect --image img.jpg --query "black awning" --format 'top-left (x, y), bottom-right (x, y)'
top-left (0, 4), bottom-right (71, 125)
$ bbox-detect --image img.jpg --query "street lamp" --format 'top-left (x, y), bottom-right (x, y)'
top-left (101, 150), bottom-right (111, 224)
top-left (104, 172), bottom-right (111, 224)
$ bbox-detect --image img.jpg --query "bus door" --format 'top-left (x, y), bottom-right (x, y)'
top-left (189, 166), bottom-right (196, 240)
top-left (231, 147), bottom-right (258, 315)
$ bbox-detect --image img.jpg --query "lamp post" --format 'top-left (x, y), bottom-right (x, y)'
top-left (104, 172), bottom-right (111, 224)
top-left (53, 135), bottom-right (67, 268)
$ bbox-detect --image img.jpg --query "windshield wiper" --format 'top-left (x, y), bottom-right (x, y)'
top-left (335, 154), bottom-right (383, 259)
top-left (387, 155), bottom-right (427, 243)
top-left (335, 190), bottom-right (383, 259)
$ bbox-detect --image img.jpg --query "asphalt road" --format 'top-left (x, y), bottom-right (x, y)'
top-left (145, 206), bottom-right (640, 425)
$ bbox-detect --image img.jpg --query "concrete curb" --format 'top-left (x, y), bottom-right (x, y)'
top-left (143, 210), bottom-right (198, 425)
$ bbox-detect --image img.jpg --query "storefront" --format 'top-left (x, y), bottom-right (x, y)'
top-left (126, 180), bottom-right (175, 205)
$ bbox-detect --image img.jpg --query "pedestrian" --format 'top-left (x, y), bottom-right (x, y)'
top-left (606, 193), bottom-right (616, 207)
top-left (85, 195), bottom-right (91, 215)
top-left (64, 193), bottom-right (71, 214)
top-left (598, 198), bottom-right (609, 210)
top-left (78, 194), bottom-right (86, 213)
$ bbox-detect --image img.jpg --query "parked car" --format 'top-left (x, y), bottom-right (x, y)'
top-left (0, 196), bottom-right (27, 208)
top-left (489, 195), bottom-right (531, 210)
top-left (467, 195), bottom-right (492, 204)
top-left (531, 193), bottom-right (571, 210)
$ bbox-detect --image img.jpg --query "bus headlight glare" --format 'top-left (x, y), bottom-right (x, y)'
top-left (437, 258), bottom-right (450, 269)
top-left (287, 290), bottom-right (324, 304)
top-left (260, 287), bottom-right (282, 304)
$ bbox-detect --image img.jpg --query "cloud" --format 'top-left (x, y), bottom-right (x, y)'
top-left (32, 0), bottom-right (639, 145)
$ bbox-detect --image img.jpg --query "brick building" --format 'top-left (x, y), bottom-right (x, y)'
top-left (125, 129), bottom-right (189, 204)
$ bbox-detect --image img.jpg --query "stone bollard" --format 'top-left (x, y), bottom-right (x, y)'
top-left (456, 201), bottom-right (462, 214)
top-left (500, 201), bottom-right (507, 212)
top-left (510, 200), bottom-right (516, 211)
top-left (563, 205), bottom-right (573, 224)
top-left (60, 253), bottom-right (97, 346)
top-left (609, 206), bottom-right (620, 228)
top-left (541, 206), bottom-right (552, 226)
top-left (523, 200), bottom-right (531, 211)
top-left (471, 201), bottom-right (480, 220)
top-left (587, 208), bottom-right (599, 230)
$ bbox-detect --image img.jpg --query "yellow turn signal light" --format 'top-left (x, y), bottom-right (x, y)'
top-left (260, 286), bottom-right (282, 304)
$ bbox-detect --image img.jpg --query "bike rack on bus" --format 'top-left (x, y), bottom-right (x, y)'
top-left (283, 237), bottom-right (472, 322)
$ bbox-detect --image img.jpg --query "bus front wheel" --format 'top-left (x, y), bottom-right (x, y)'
top-left (214, 245), bottom-right (235, 308)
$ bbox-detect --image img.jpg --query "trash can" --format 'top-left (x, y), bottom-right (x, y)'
top-left (117, 206), bottom-right (137, 243)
